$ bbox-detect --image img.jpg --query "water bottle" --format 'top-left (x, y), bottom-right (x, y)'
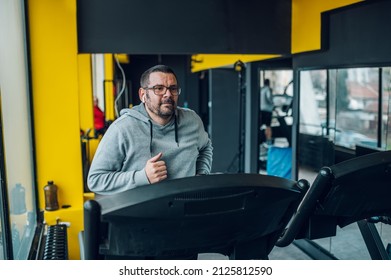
top-left (44, 180), bottom-right (59, 211)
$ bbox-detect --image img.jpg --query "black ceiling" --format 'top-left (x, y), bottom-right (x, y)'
top-left (77, 0), bottom-right (291, 55)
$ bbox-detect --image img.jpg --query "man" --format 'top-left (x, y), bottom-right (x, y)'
top-left (88, 65), bottom-right (213, 194)
top-left (260, 78), bottom-right (274, 145)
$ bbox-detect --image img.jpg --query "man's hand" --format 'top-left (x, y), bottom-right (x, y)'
top-left (145, 152), bottom-right (167, 184)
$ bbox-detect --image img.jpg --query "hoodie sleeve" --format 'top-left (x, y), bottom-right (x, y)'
top-left (87, 124), bottom-right (149, 195)
top-left (195, 116), bottom-right (213, 175)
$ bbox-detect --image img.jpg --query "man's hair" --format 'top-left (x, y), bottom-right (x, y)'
top-left (140, 65), bottom-right (178, 88)
top-left (264, 79), bottom-right (270, 86)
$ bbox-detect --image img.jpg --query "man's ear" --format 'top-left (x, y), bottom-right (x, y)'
top-left (138, 88), bottom-right (145, 103)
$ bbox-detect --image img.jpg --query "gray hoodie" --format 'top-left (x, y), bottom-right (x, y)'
top-left (87, 104), bottom-right (213, 194)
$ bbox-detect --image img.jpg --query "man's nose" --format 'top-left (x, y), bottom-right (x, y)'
top-left (163, 87), bottom-right (174, 97)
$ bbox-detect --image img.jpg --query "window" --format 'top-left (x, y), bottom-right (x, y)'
top-left (334, 68), bottom-right (379, 149)
top-left (382, 68), bottom-right (391, 150)
top-left (0, 0), bottom-right (37, 259)
top-left (299, 70), bottom-right (327, 136)
top-left (300, 67), bottom-right (390, 152)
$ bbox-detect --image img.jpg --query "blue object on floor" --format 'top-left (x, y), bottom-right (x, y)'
top-left (266, 146), bottom-right (292, 179)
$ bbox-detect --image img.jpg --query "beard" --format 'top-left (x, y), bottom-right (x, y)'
top-left (145, 94), bottom-right (176, 119)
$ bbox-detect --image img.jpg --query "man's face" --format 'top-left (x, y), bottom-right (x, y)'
top-left (142, 72), bottom-right (179, 122)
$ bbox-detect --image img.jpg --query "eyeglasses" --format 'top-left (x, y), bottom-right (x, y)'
top-left (144, 85), bottom-right (181, 96)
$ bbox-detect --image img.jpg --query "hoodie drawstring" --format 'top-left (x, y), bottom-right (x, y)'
top-left (148, 120), bottom-right (153, 156)
top-left (148, 115), bottom-right (179, 156)
top-left (174, 114), bottom-right (179, 147)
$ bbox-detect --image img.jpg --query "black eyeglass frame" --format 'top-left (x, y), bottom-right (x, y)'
top-left (143, 85), bottom-right (181, 96)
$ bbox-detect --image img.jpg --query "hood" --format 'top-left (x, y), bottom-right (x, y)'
top-left (120, 104), bottom-right (150, 123)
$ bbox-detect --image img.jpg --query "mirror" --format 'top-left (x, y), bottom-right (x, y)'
top-left (258, 69), bottom-right (293, 178)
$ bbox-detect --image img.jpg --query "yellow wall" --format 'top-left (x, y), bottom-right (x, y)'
top-left (191, 54), bottom-right (281, 73)
top-left (292, 0), bottom-right (363, 54)
top-left (27, 0), bottom-right (84, 259)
